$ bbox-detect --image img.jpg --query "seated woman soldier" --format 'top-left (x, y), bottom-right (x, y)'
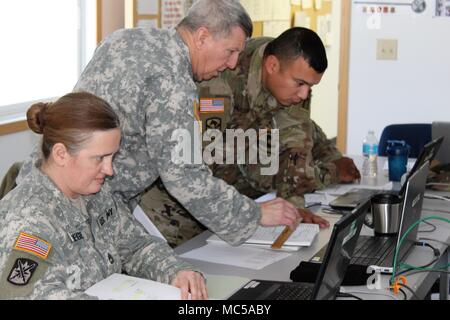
top-left (0, 92), bottom-right (207, 299)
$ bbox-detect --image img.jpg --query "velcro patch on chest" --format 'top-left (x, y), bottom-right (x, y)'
top-left (13, 232), bottom-right (52, 260)
top-left (200, 98), bottom-right (225, 113)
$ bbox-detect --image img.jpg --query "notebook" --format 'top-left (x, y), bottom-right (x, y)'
top-left (329, 136), bottom-right (443, 210)
top-left (226, 200), bottom-right (370, 300)
top-left (207, 224), bottom-right (319, 251)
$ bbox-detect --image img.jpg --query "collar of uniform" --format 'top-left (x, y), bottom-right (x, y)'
top-left (27, 158), bottom-right (91, 228)
top-left (246, 43), bottom-right (280, 115)
top-left (174, 28), bottom-right (194, 79)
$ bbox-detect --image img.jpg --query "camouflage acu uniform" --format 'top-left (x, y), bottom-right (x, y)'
top-left (139, 37), bottom-right (342, 246)
top-left (0, 160), bottom-right (198, 299)
top-left (18, 27), bottom-right (260, 247)
top-left (198, 37), bottom-right (343, 209)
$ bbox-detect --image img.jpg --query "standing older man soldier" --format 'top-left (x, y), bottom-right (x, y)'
top-left (56, 0), bottom-right (297, 246)
top-left (139, 27), bottom-right (361, 247)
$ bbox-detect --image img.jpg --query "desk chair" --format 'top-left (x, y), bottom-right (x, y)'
top-left (432, 122), bottom-right (450, 165)
top-left (378, 123), bottom-right (432, 158)
top-left (0, 162), bottom-right (22, 200)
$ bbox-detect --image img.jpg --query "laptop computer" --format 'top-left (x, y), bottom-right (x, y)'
top-left (329, 136), bottom-right (443, 210)
top-left (346, 161), bottom-right (429, 276)
top-left (227, 200), bottom-right (370, 300)
top-left (295, 162), bottom-right (429, 286)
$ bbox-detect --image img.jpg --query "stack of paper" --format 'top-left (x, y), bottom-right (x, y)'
top-left (179, 243), bottom-right (291, 270)
top-left (207, 224), bottom-right (319, 251)
top-left (85, 273), bottom-right (182, 300)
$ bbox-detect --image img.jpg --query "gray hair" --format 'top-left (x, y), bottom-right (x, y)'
top-left (177, 0), bottom-right (252, 38)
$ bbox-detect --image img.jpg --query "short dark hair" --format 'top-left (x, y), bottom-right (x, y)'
top-left (264, 27), bottom-right (327, 73)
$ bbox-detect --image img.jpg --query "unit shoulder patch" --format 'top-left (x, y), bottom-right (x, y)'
top-left (7, 258), bottom-right (39, 286)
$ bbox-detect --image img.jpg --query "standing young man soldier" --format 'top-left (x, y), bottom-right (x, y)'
top-left (140, 27), bottom-right (361, 246)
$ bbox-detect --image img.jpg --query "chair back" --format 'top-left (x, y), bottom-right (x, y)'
top-left (378, 124), bottom-right (431, 158)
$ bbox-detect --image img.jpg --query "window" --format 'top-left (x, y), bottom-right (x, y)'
top-left (0, 0), bottom-right (97, 124)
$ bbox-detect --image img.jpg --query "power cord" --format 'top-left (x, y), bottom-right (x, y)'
top-left (389, 216), bottom-right (450, 296)
top-left (424, 193), bottom-right (450, 202)
top-left (418, 221), bottom-right (437, 233)
top-left (393, 241), bottom-right (440, 278)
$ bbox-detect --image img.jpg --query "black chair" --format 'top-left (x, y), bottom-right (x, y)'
top-left (378, 124), bottom-right (432, 158)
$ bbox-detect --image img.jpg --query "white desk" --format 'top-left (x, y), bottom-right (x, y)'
top-left (175, 157), bottom-right (449, 300)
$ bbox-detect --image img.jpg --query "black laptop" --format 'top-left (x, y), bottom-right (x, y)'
top-left (349, 161), bottom-right (429, 274)
top-left (300, 161), bottom-right (429, 287)
top-left (329, 136), bottom-right (443, 210)
top-left (227, 200), bottom-right (370, 300)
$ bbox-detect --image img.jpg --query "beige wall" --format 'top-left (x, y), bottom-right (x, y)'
top-left (310, 2), bottom-right (341, 140)
top-left (99, 0), bottom-right (125, 42)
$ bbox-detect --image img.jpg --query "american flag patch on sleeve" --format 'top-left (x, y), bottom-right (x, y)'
top-left (14, 232), bottom-right (52, 260)
top-left (199, 98), bottom-right (225, 113)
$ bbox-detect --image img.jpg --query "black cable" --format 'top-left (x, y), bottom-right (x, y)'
top-left (305, 202), bottom-right (322, 209)
top-left (337, 292), bottom-right (363, 300)
top-left (393, 242), bottom-right (440, 278)
top-left (418, 221), bottom-right (437, 233)
top-left (398, 288), bottom-right (407, 300)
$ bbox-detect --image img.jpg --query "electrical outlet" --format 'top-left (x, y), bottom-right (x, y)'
top-left (376, 39), bottom-right (398, 60)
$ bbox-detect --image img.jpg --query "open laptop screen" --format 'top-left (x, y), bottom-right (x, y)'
top-left (313, 200), bottom-right (370, 299)
top-left (392, 161), bottom-right (429, 272)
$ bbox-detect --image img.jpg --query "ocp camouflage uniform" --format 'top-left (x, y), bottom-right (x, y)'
top-left (18, 27), bottom-right (260, 247)
top-left (199, 37), bottom-right (343, 209)
top-left (0, 160), bottom-right (198, 299)
top-left (139, 37), bottom-right (343, 246)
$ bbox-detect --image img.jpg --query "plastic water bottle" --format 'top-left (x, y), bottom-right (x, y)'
top-left (362, 130), bottom-right (378, 178)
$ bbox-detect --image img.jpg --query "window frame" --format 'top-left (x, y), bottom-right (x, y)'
top-left (0, 0), bottom-right (96, 134)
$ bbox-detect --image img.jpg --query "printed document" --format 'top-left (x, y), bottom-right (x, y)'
top-left (206, 224), bottom-right (319, 250)
top-left (85, 273), bottom-right (181, 300)
top-left (179, 243), bottom-right (291, 270)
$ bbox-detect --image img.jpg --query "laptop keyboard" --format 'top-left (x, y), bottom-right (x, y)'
top-left (351, 236), bottom-right (395, 266)
top-left (268, 284), bottom-right (313, 300)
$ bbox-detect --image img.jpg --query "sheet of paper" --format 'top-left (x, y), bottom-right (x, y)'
top-left (294, 11), bottom-right (311, 28)
top-left (85, 273), bottom-right (181, 300)
top-left (133, 205), bottom-right (167, 241)
top-left (302, 0), bottom-right (313, 9)
top-left (137, 19), bottom-right (158, 28)
top-left (161, 0), bottom-right (185, 28)
top-left (207, 224), bottom-right (319, 248)
top-left (254, 192), bottom-right (277, 203)
top-left (305, 192), bottom-right (337, 206)
top-left (263, 20), bottom-right (291, 37)
top-left (272, 0), bottom-right (291, 20)
top-left (180, 243), bottom-right (291, 270)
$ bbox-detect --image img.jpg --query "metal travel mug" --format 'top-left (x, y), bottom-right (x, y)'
top-left (365, 194), bottom-right (402, 236)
